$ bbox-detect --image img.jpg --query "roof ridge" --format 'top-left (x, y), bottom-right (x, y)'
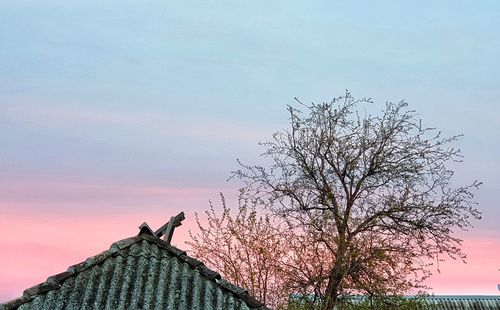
top-left (1, 223), bottom-right (269, 310)
top-left (425, 295), bottom-right (500, 298)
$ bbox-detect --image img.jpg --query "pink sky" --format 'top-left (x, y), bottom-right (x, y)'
top-left (0, 175), bottom-right (224, 302)
top-left (425, 236), bottom-right (500, 295)
top-left (0, 203), bottom-right (201, 302)
top-left (1, 175), bottom-right (499, 302)
top-left (1, 195), bottom-right (498, 302)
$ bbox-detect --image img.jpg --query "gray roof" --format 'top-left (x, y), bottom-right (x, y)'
top-left (1, 219), bottom-right (269, 310)
top-left (290, 294), bottom-right (500, 310)
top-left (425, 295), bottom-right (500, 310)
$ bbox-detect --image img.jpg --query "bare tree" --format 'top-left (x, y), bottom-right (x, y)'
top-left (233, 91), bottom-right (481, 310)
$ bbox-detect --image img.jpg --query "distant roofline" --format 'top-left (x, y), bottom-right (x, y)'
top-left (289, 293), bottom-right (500, 300)
top-left (421, 295), bottom-right (500, 299)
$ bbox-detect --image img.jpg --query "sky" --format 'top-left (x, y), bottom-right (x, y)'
top-left (1, 0), bottom-right (499, 302)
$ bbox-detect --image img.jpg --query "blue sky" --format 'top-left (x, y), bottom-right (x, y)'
top-left (1, 0), bottom-right (500, 299)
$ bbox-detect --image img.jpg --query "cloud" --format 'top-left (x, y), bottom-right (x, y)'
top-left (1, 100), bottom-right (275, 144)
top-left (0, 172), bottom-right (233, 215)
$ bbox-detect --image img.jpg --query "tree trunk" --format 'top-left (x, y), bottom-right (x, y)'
top-left (321, 223), bottom-right (347, 310)
top-left (321, 266), bottom-right (344, 310)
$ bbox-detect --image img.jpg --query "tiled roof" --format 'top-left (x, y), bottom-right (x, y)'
top-left (425, 295), bottom-right (500, 310)
top-left (1, 215), bottom-right (270, 310)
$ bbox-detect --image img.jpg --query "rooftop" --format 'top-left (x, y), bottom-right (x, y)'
top-left (1, 212), bottom-right (269, 310)
top-left (425, 295), bottom-right (500, 310)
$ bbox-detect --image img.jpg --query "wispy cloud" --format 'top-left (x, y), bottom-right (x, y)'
top-left (1, 100), bottom-right (276, 144)
top-left (0, 172), bottom-right (234, 215)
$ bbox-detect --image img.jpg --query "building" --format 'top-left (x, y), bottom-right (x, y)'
top-left (425, 295), bottom-right (500, 310)
top-left (1, 212), bottom-right (269, 310)
top-left (289, 294), bottom-right (500, 309)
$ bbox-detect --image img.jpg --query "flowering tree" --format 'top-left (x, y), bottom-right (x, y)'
top-left (187, 194), bottom-right (295, 309)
